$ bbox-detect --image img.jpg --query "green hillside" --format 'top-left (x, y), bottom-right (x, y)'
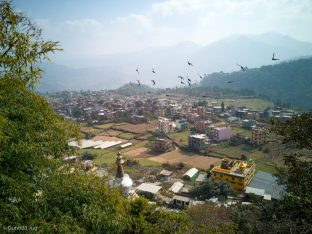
top-left (200, 58), bottom-right (312, 110)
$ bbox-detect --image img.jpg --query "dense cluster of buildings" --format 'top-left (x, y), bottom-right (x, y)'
top-left (53, 90), bottom-right (292, 209)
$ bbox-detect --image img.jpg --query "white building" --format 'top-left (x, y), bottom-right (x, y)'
top-left (157, 117), bottom-right (171, 135)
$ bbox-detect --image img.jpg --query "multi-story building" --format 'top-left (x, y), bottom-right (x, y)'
top-left (175, 118), bottom-right (189, 131)
top-left (187, 113), bottom-right (200, 123)
top-left (130, 115), bottom-right (148, 124)
top-left (213, 127), bottom-right (231, 141)
top-left (154, 138), bottom-right (173, 152)
top-left (195, 120), bottom-right (211, 133)
top-left (211, 158), bottom-right (256, 193)
top-left (157, 117), bottom-right (171, 135)
top-left (235, 110), bottom-right (248, 119)
top-left (241, 119), bottom-right (255, 129)
top-left (193, 106), bottom-right (205, 117)
top-left (188, 134), bottom-right (209, 151)
top-left (251, 128), bottom-right (267, 145)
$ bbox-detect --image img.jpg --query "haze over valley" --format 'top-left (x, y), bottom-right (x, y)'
top-left (38, 32), bottom-right (312, 92)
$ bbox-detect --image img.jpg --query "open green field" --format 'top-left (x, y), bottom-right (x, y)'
top-left (231, 126), bottom-right (252, 137)
top-left (255, 161), bottom-right (277, 174)
top-left (201, 98), bottom-right (273, 110)
top-left (210, 142), bottom-right (282, 174)
top-left (79, 149), bottom-right (117, 165)
top-left (120, 140), bottom-right (149, 153)
top-left (168, 130), bottom-right (190, 147)
top-left (228, 98), bottom-right (273, 110)
top-left (80, 148), bottom-right (161, 168)
top-left (94, 123), bottom-right (114, 130)
top-left (118, 132), bottom-right (135, 140)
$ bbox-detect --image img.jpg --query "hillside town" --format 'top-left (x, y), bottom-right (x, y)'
top-left (47, 89), bottom-right (290, 208)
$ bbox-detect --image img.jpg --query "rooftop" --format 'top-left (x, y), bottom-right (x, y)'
top-left (159, 169), bottom-right (173, 177)
top-left (248, 171), bottom-right (285, 200)
top-left (173, 195), bottom-right (191, 202)
top-left (136, 183), bottom-right (162, 194)
top-left (183, 168), bottom-right (199, 179)
top-left (170, 181), bottom-right (184, 193)
top-left (211, 158), bottom-right (256, 178)
top-left (189, 134), bottom-right (206, 139)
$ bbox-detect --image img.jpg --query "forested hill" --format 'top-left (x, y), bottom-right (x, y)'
top-left (200, 57), bottom-right (312, 110)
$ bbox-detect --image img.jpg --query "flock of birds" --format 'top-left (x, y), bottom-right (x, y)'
top-left (130, 53), bottom-right (280, 96)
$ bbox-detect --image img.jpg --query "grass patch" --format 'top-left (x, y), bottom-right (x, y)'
top-left (202, 98), bottom-right (273, 111)
top-left (106, 130), bottom-right (121, 137)
top-left (120, 140), bottom-right (149, 153)
top-left (137, 133), bottom-right (156, 141)
top-left (79, 149), bottom-right (117, 166)
top-left (224, 98), bottom-right (273, 110)
top-left (95, 123), bottom-right (114, 130)
top-left (255, 160), bottom-right (278, 174)
top-left (168, 130), bottom-right (190, 147)
top-left (231, 126), bottom-right (252, 138)
top-left (118, 132), bottom-right (135, 140)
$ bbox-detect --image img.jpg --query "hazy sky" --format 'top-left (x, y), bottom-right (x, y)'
top-left (14, 0), bottom-right (312, 59)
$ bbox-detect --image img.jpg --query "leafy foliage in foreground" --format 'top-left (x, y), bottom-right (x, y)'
top-left (233, 113), bottom-right (312, 233)
top-left (0, 0), bottom-right (62, 87)
top-left (191, 179), bottom-right (235, 200)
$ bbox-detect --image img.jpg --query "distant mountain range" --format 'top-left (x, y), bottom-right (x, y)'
top-left (200, 57), bottom-right (312, 110)
top-left (37, 32), bottom-right (312, 92)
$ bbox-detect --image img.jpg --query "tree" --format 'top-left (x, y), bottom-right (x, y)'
top-left (0, 78), bottom-right (80, 229)
top-left (206, 164), bottom-right (215, 178)
top-left (0, 2), bottom-right (193, 232)
top-left (0, 0), bottom-right (61, 87)
top-left (191, 179), bottom-right (235, 200)
top-left (240, 154), bottom-right (247, 161)
top-left (270, 113), bottom-right (312, 150)
top-left (233, 113), bottom-right (312, 233)
top-left (186, 203), bottom-right (237, 234)
top-left (221, 101), bottom-right (225, 112)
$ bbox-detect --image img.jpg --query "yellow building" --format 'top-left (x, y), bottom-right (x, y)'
top-left (211, 158), bottom-right (256, 193)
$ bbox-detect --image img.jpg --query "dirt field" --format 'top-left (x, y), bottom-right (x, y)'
top-left (93, 135), bottom-right (127, 143)
top-left (112, 122), bottom-right (157, 134)
top-left (125, 147), bottom-right (154, 158)
top-left (126, 147), bottom-right (221, 170)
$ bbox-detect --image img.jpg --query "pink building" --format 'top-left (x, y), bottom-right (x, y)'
top-left (213, 127), bottom-right (231, 141)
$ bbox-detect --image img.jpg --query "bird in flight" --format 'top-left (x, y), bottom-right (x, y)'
top-left (136, 67), bottom-right (139, 75)
top-left (187, 61), bottom-right (193, 66)
top-left (166, 94), bottom-right (176, 97)
top-left (202, 95), bottom-right (208, 98)
top-left (178, 75), bottom-right (184, 80)
top-left (181, 81), bottom-right (185, 85)
top-left (272, 53), bottom-right (279, 61)
top-left (137, 80), bottom-right (141, 86)
top-left (198, 74), bottom-right (203, 79)
top-left (187, 77), bottom-right (191, 82)
top-left (152, 68), bottom-right (156, 73)
top-left (228, 80), bottom-right (235, 83)
top-left (237, 64), bottom-right (245, 71)
top-left (187, 81), bottom-right (191, 87)
top-left (151, 80), bottom-right (156, 86)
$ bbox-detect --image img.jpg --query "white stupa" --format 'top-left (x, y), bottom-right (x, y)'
top-left (112, 152), bottom-right (133, 195)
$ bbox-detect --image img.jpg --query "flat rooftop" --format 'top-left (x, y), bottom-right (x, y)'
top-left (136, 183), bottom-right (162, 194)
top-left (212, 159), bottom-right (256, 178)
